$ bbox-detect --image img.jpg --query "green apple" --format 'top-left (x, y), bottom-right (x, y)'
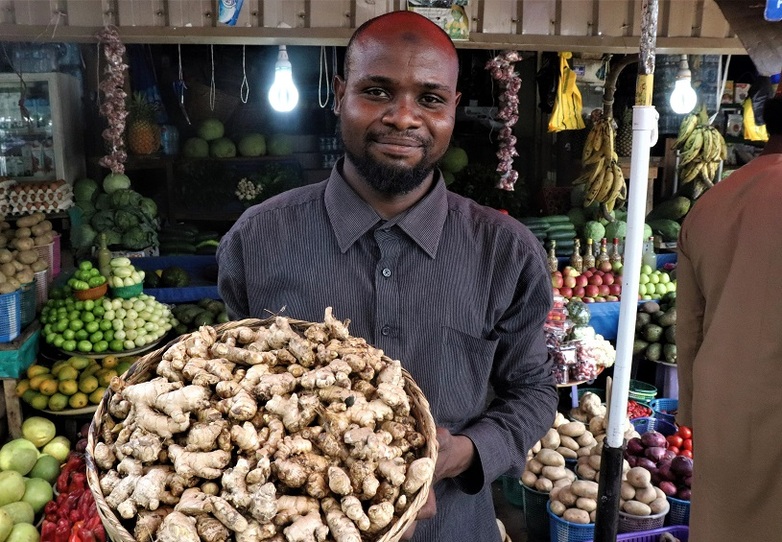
top-left (640, 264), bottom-right (653, 275)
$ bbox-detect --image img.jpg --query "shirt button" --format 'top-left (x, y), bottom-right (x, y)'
top-left (381, 326), bottom-right (390, 336)
top-left (382, 268), bottom-right (392, 278)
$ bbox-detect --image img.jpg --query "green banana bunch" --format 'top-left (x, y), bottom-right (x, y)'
top-left (576, 116), bottom-right (627, 213)
top-left (676, 117), bottom-right (727, 189)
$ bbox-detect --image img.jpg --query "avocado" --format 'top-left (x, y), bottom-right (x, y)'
top-left (633, 339), bottom-right (649, 356)
top-left (646, 196), bottom-right (692, 222)
top-left (658, 307), bottom-right (677, 327)
top-left (636, 312), bottom-right (652, 330)
top-left (641, 301), bottom-right (660, 314)
top-left (645, 342), bottom-right (662, 362)
top-left (648, 219), bottom-right (682, 242)
top-left (642, 324), bottom-right (664, 343)
top-left (160, 266), bottom-right (190, 288)
top-left (664, 324), bottom-right (676, 344)
top-left (663, 343), bottom-right (677, 364)
top-left (192, 310), bottom-right (215, 327)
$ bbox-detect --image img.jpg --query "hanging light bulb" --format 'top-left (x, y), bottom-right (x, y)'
top-left (669, 54), bottom-right (697, 115)
top-left (268, 45), bottom-right (299, 113)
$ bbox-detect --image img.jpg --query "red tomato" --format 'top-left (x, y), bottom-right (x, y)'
top-left (680, 449), bottom-right (693, 459)
top-left (667, 435), bottom-right (683, 448)
top-left (678, 426), bottom-right (693, 439)
top-left (682, 438), bottom-right (693, 451)
top-left (668, 446), bottom-right (680, 454)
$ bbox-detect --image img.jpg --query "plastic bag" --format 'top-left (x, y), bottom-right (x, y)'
top-left (547, 52), bottom-right (586, 132)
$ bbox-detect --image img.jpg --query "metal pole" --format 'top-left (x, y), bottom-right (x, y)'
top-left (593, 1), bottom-right (658, 541)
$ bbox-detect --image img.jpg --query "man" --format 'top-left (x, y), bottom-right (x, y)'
top-left (677, 94), bottom-right (782, 541)
top-left (218, 10), bottom-right (557, 541)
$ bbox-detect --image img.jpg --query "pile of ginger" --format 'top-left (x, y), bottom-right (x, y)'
top-left (91, 308), bottom-right (434, 542)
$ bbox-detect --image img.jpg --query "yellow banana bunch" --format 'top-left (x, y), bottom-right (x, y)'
top-left (576, 116), bottom-right (627, 211)
top-left (676, 119), bottom-right (727, 186)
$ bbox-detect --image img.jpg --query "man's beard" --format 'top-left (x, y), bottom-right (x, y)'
top-left (345, 143), bottom-right (435, 197)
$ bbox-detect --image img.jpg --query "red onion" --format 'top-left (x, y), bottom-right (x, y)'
top-left (485, 50), bottom-right (522, 191)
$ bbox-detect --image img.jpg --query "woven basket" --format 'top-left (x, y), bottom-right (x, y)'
top-left (85, 316), bottom-right (438, 542)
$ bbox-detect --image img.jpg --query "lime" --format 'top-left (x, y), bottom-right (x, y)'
top-left (74, 300), bottom-right (85, 311)
top-left (89, 267), bottom-right (100, 277)
top-left (93, 341), bottom-right (108, 353)
top-left (69, 319), bottom-right (83, 331)
top-left (62, 340), bottom-right (77, 352)
top-left (78, 261), bottom-right (92, 271)
top-left (75, 329), bottom-right (89, 341)
top-left (99, 320), bottom-right (112, 331)
top-left (77, 340), bottom-right (93, 353)
top-left (85, 321), bottom-right (100, 334)
top-left (90, 331), bottom-right (104, 343)
top-left (55, 319), bottom-right (69, 332)
top-left (44, 333), bottom-right (56, 344)
top-left (81, 311), bottom-right (95, 323)
top-left (109, 339), bottom-right (124, 352)
top-left (93, 306), bottom-right (105, 317)
top-left (53, 336), bottom-right (64, 348)
top-left (62, 329), bottom-right (75, 341)
top-left (103, 330), bottom-right (114, 342)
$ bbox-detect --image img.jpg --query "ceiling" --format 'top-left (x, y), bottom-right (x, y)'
top-left (0, 0), bottom-right (747, 54)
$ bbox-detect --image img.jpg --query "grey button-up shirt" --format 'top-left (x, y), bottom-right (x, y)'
top-left (217, 164), bottom-right (558, 541)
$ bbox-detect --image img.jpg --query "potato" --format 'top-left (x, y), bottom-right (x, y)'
top-left (569, 409), bottom-right (588, 423)
top-left (14, 238), bottom-right (34, 251)
top-left (576, 497), bottom-right (597, 512)
top-left (558, 486), bottom-right (578, 507)
top-left (549, 486), bottom-right (562, 501)
top-left (576, 463), bottom-right (597, 481)
top-left (552, 411), bottom-right (568, 428)
top-left (563, 508), bottom-right (591, 524)
top-left (0, 249), bottom-right (12, 264)
top-left (553, 476), bottom-right (573, 488)
top-left (649, 497), bottom-right (670, 515)
top-left (0, 282), bottom-right (16, 294)
top-left (620, 481), bottom-right (636, 500)
top-left (530, 440), bottom-right (542, 455)
top-left (589, 510), bottom-right (597, 523)
top-left (654, 486), bottom-right (666, 500)
top-left (0, 236), bottom-right (6, 249)
top-left (588, 416), bottom-right (605, 435)
top-left (559, 435), bottom-right (580, 451)
top-left (16, 250), bottom-right (39, 265)
top-left (570, 480), bottom-right (599, 499)
top-left (576, 432), bottom-right (596, 448)
top-left (521, 470), bottom-right (538, 488)
top-left (541, 466), bottom-right (569, 481)
top-left (549, 499), bottom-right (566, 516)
top-left (30, 259), bottom-right (48, 272)
top-left (634, 485), bottom-right (658, 505)
top-left (534, 476), bottom-right (553, 493)
top-left (15, 227), bottom-right (32, 239)
top-left (558, 421), bottom-right (586, 438)
top-left (540, 428), bottom-right (561, 449)
top-left (576, 445), bottom-right (594, 458)
top-left (556, 446), bottom-right (577, 459)
top-left (536, 448), bottom-right (565, 467)
top-left (0, 262), bottom-right (15, 277)
top-left (622, 500), bottom-right (652, 516)
top-left (527, 458), bottom-right (544, 475)
top-left (587, 453), bottom-right (601, 471)
top-left (625, 466), bottom-right (652, 489)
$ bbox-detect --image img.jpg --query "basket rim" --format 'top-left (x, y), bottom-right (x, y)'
top-left (86, 316), bottom-right (438, 542)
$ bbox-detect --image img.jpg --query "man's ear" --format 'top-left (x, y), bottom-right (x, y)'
top-left (333, 75), bottom-right (346, 116)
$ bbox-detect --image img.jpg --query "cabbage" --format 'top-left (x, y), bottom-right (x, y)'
top-left (95, 193), bottom-right (112, 211)
top-left (77, 199), bottom-right (96, 216)
top-left (110, 189), bottom-right (143, 208)
top-left (122, 227), bottom-right (153, 250)
top-left (139, 198), bottom-right (158, 220)
top-left (71, 224), bottom-right (96, 249)
top-left (114, 210), bottom-right (139, 231)
top-left (103, 172), bottom-right (132, 194)
top-left (104, 230), bottom-right (122, 246)
top-left (73, 178), bottom-right (99, 202)
top-left (91, 210), bottom-right (116, 232)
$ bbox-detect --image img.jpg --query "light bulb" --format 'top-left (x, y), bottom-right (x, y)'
top-left (268, 45), bottom-right (299, 113)
top-left (669, 55), bottom-right (697, 114)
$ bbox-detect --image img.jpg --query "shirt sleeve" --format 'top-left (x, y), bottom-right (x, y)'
top-left (674, 227), bottom-right (703, 428)
top-left (458, 240), bottom-right (559, 492)
top-left (216, 222), bottom-right (251, 320)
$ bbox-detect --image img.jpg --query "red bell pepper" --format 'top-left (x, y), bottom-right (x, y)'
top-left (55, 518), bottom-right (71, 542)
top-left (41, 519), bottom-right (58, 542)
top-left (68, 472), bottom-right (88, 494)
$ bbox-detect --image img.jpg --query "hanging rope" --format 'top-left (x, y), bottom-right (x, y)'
top-left (209, 44), bottom-right (216, 111)
top-left (318, 45), bottom-right (330, 108)
top-left (175, 43), bottom-right (191, 124)
top-left (240, 45), bottom-right (249, 103)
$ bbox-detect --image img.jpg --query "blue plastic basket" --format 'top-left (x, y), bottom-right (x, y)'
top-left (523, 485), bottom-right (551, 540)
top-left (0, 290), bottom-right (21, 343)
top-left (548, 502), bottom-right (595, 542)
top-left (650, 398), bottom-right (679, 425)
top-left (665, 496), bottom-right (691, 526)
top-left (585, 526), bottom-right (689, 542)
top-left (20, 281), bottom-right (35, 327)
top-left (631, 416), bottom-right (677, 437)
top-left (618, 510), bottom-right (666, 533)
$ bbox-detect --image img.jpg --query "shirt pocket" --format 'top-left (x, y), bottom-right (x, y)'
top-left (434, 326), bottom-right (499, 430)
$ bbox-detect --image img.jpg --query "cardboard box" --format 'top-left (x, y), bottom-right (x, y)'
top-left (734, 83), bottom-right (751, 104)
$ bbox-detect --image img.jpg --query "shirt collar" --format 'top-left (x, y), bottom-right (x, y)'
top-left (324, 160), bottom-right (448, 258)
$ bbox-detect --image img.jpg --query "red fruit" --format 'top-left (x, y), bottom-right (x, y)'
top-left (680, 449), bottom-right (693, 459)
top-left (588, 274), bottom-right (603, 286)
top-left (552, 287), bottom-right (560, 295)
top-left (559, 287), bottom-right (573, 298)
top-left (599, 260), bottom-right (613, 272)
top-left (585, 284), bottom-right (599, 298)
top-left (682, 438), bottom-right (693, 451)
top-left (667, 435), bottom-right (683, 448)
top-left (575, 275), bottom-right (588, 288)
top-left (668, 445), bottom-right (680, 454)
top-left (597, 284), bottom-right (610, 296)
top-left (678, 426), bottom-right (693, 439)
top-left (563, 275), bottom-right (577, 288)
top-left (583, 270), bottom-right (594, 278)
top-left (573, 286), bottom-right (585, 298)
top-left (605, 295), bottom-right (620, 301)
top-left (602, 273), bottom-right (615, 286)
top-left (582, 296), bottom-right (594, 303)
top-left (562, 266), bottom-right (577, 277)
top-left (608, 283), bottom-right (622, 296)
top-left (551, 274), bottom-right (564, 289)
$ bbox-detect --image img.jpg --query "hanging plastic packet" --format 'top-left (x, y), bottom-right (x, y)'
top-left (218, 0), bottom-right (244, 26)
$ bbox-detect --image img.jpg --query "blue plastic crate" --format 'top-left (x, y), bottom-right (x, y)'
top-left (585, 525), bottom-right (689, 542)
top-left (631, 416), bottom-right (677, 437)
top-left (651, 398), bottom-right (679, 425)
top-left (548, 502), bottom-right (595, 542)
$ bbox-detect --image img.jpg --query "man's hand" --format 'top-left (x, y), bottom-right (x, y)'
top-left (401, 427), bottom-right (476, 540)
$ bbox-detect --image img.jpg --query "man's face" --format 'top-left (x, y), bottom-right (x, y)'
top-left (334, 30), bottom-right (461, 196)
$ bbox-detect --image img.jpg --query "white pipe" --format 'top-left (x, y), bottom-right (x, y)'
top-left (604, 105), bottom-right (659, 449)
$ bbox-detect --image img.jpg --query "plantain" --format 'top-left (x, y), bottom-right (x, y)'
top-left (681, 160), bottom-right (704, 183)
top-left (675, 113), bottom-right (699, 149)
top-left (596, 166), bottom-right (614, 202)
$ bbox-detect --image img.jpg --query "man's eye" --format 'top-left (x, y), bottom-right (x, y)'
top-left (421, 95), bottom-right (446, 106)
top-left (364, 88), bottom-right (388, 98)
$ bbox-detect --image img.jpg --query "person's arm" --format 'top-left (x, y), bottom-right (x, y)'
top-left (457, 245), bottom-right (559, 491)
top-left (673, 238), bottom-right (703, 428)
top-left (216, 225), bottom-right (250, 320)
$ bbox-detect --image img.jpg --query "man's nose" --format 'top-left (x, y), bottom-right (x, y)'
top-left (382, 96), bottom-right (423, 130)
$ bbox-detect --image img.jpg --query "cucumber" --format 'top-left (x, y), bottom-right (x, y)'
top-left (547, 231), bottom-right (579, 241)
top-left (520, 217), bottom-right (549, 226)
top-left (546, 223), bottom-right (576, 233)
top-left (159, 242), bottom-right (197, 255)
top-left (541, 215), bottom-right (572, 224)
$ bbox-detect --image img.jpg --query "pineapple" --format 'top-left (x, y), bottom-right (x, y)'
top-left (126, 92), bottom-right (161, 155)
top-left (616, 107), bottom-right (633, 157)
